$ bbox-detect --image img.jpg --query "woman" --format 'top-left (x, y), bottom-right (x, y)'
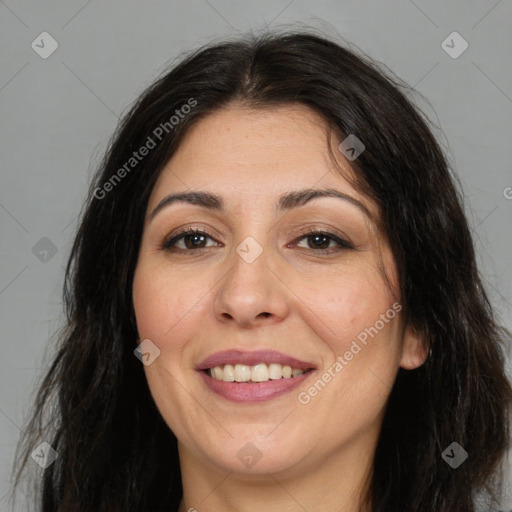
top-left (10, 29), bottom-right (512, 511)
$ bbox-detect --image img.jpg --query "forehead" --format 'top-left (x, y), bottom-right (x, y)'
top-left (147, 103), bottom-right (378, 219)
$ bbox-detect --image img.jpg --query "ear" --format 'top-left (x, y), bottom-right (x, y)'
top-left (400, 324), bottom-right (429, 370)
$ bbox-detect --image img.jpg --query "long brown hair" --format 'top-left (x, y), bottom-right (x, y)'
top-left (9, 28), bottom-right (512, 511)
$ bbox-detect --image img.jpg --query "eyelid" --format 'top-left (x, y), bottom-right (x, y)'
top-left (289, 225), bottom-right (353, 247)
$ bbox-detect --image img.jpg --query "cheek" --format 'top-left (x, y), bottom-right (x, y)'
top-left (301, 292), bottom-right (402, 438)
top-left (295, 264), bottom-right (396, 352)
top-left (298, 266), bottom-right (403, 421)
top-left (132, 261), bottom-right (204, 346)
top-left (132, 262), bottom-right (208, 439)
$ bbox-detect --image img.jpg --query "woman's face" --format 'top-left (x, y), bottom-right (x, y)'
top-left (132, 103), bottom-right (426, 477)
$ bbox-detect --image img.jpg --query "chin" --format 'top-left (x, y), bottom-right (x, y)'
top-left (190, 431), bottom-right (311, 476)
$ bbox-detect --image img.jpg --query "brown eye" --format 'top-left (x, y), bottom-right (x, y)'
top-left (162, 228), bottom-right (352, 254)
top-left (293, 230), bottom-right (353, 252)
top-left (162, 229), bottom-right (219, 251)
top-left (305, 233), bottom-right (331, 249)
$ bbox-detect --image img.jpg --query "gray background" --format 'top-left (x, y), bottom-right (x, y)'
top-left (1, 1), bottom-right (511, 510)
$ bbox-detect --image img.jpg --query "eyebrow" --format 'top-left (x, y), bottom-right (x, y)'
top-left (148, 187), bottom-right (372, 221)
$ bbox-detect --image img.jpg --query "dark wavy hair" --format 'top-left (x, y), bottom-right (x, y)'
top-left (9, 28), bottom-right (512, 512)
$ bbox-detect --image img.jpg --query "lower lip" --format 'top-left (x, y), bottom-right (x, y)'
top-left (198, 370), bottom-right (314, 402)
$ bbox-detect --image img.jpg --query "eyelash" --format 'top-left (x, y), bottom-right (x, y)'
top-left (161, 225), bottom-right (353, 254)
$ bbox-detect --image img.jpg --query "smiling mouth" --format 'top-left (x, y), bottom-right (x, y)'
top-left (205, 363), bottom-right (314, 383)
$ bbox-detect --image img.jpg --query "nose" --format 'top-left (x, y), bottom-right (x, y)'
top-left (212, 241), bottom-right (290, 329)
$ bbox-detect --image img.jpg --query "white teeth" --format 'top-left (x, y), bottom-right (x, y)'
top-left (223, 364), bottom-right (235, 382)
top-left (208, 363), bottom-right (308, 383)
top-left (268, 363), bottom-right (282, 380)
top-left (211, 366), bottom-right (223, 380)
top-left (282, 365), bottom-right (292, 378)
top-left (234, 364), bottom-right (251, 382)
top-left (251, 364), bottom-right (269, 382)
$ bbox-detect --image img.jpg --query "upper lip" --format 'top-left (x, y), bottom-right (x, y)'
top-left (196, 350), bottom-right (316, 371)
